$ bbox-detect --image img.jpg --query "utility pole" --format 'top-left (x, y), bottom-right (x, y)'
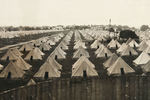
top-left (109, 19), bottom-right (111, 26)
top-left (109, 19), bottom-right (111, 36)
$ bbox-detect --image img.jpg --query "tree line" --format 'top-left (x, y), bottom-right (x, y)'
top-left (0, 26), bottom-right (54, 32)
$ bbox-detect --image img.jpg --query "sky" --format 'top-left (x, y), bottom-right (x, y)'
top-left (0, 0), bottom-right (149, 28)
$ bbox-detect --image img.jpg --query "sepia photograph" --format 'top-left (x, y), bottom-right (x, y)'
top-left (0, 0), bottom-right (150, 100)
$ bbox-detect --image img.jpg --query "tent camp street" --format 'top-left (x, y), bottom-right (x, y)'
top-left (0, 29), bottom-right (150, 100)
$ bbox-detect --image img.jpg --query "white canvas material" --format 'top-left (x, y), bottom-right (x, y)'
top-left (133, 51), bottom-right (150, 65)
top-left (1, 48), bottom-right (21, 61)
top-left (0, 61), bottom-right (25, 78)
top-left (72, 56), bottom-right (98, 77)
top-left (39, 43), bottom-right (51, 51)
top-left (121, 45), bottom-right (138, 56)
top-left (50, 47), bottom-right (66, 59)
top-left (128, 39), bottom-right (139, 47)
top-left (34, 57), bottom-right (61, 78)
top-left (19, 43), bottom-right (34, 51)
top-left (73, 46), bottom-right (90, 58)
top-left (95, 45), bottom-right (112, 58)
top-left (24, 47), bottom-right (45, 60)
top-left (0, 64), bottom-right (4, 70)
top-left (14, 57), bottom-right (32, 70)
top-left (138, 41), bottom-right (148, 51)
top-left (107, 39), bottom-right (121, 49)
top-left (103, 53), bottom-right (118, 68)
top-left (27, 79), bottom-right (36, 86)
top-left (107, 57), bottom-right (135, 75)
top-left (91, 39), bottom-right (101, 49)
top-left (117, 43), bottom-right (128, 53)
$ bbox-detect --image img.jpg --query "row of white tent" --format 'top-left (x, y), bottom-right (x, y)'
top-left (0, 33), bottom-right (64, 61)
top-left (35, 51), bottom-right (150, 77)
top-left (0, 31), bottom-right (99, 78)
top-left (0, 32), bottom-right (65, 78)
top-left (35, 30), bottom-right (150, 77)
top-left (80, 29), bottom-right (150, 73)
top-left (75, 30), bottom-right (150, 68)
top-left (71, 36), bottom-right (135, 75)
top-left (34, 31), bottom-right (73, 78)
top-left (2, 30), bottom-right (150, 79)
top-left (49, 33), bottom-right (72, 59)
top-left (33, 30), bottom-right (99, 77)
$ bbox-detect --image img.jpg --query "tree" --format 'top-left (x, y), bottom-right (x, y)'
top-left (116, 27), bottom-right (122, 33)
top-left (119, 30), bottom-right (138, 39)
top-left (140, 25), bottom-right (149, 31)
top-left (108, 28), bottom-right (115, 32)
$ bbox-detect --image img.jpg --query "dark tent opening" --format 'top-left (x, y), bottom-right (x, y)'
top-left (83, 70), bottom-right (87, 78)
top-left (7, 72), bottom-right (11, 79)
top-left (55, 55), bottom-right (58, 60)
top-left (42, 48), bottom-right (44, 52)
top-left (129, 51), bottom-right (132, 56)
top-left (6, 56), bottom-right (9, 61)
top-left (44, 72), bottom-right (49, 79)
top-left (120, 68), bottom-right (125, 75)
top-left (134, 44), bottom-right (136, 48)
top-left (97, 45), bottom-right (99, 49)
top-left (105, 53), bottom-right (108, 58)
top-left (23, 48), bottom-right (26, 52)
top-left (30, 56), bottom-right (33, 61)
top-left (116, 44), bottom-right (118, 49)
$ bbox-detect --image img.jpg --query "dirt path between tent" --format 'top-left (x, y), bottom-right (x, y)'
top-left (0, 40), bottom-right (34, 52)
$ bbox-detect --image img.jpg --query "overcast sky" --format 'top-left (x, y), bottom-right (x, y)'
top-left (0, 0), bottom-right (149, 27)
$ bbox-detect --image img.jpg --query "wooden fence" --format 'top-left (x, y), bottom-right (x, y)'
top-left (0, 76), bottom-right (150, 100)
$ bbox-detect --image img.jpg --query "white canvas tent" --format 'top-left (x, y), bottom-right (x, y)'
top-left (107, 39), bottom-right (121, 49)
top-left (19, 43), bottom-right (34, 52)
top-left (27, 79), bottom-right (36, 86)
top-left (10, 47), bottom-right (23, 56)
top-left (128, 39), bottom-right (139, 48)
top-left (33, 40), bottom-right (42, 46)
top-left (72, 56), bottom-right (98, 77)
top-left (14, 57), bottom-right (32, 70)
top-left (34, 57), bottom-right (61, 78)
top-left (73, 46), bottom-right (90, 59)
top-left (0, 61), bottom-right (25, 78)
top-left (103, 53), bottom-right (118, 68)
top-left (90, 39), bottom-right (101, 49)
top-left (50, 47), bottom-right (66, 59)
top-left (143, 46), bottom-right (150, 54)
top-left (121, 45), bottom-right (138, 56)
top-left (133, 51), bottom-right (150, 65)
top-left (117, 43), bottom-right (128, 53)
top-left (95, 44), bottom-right (105, 55)
top-left (138, 41), bottom-right (148, 51)
top-left (58, 42), bottom-right (69, 50)
top-left (1, 49), bottom-right (20, 61)
top-left (62, 36), bottom-right (71, 45)
top-left (0, 64), bottom-right (4, 70)
top-left (141, 61), bottom-right (150, 73)
top-left (74, 42), bottom-right (86, 50)
top-left (96, 45), bottom-right (112, 58)
top-left (39, 43), bottom-right (51, 51)
top-left (24, 47), bottom-right (45, 60)
top-left (107, 57), bottom-right (135, 75)
top-left (97, 36), bottom-right (106, 42)
top-left (46, 40), bottom-right (56, 46)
